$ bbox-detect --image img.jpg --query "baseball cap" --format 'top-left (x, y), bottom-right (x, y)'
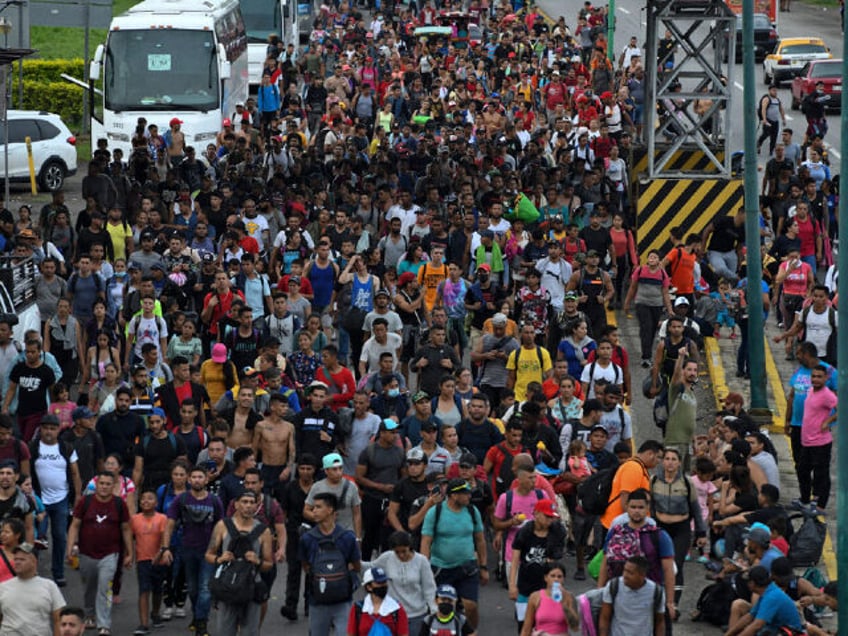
top-left (534, 499), bottom-right (560, 518)
top-left (477, 263), bottom-right (492, 272)
top-left (564, 291), bottom-right (579, 301)
top-left (458, 452), bottom-right (477, 467)
top-left (242, 366), bottom-right (259, 377)
top-left (398, 271), bottom-right (416, 287)
top-left (170, 117), bottom-right (183, 126)
top-left (436, 584), bottom-right (458, 600)
top-left (128, 261), bottom-right (143, 271)
top-left (150, 262), bottom-right (165, 272)
top-left (211, 343), bottom-right (228, 363)
top-left (586, 249), bottom-right (600, 257)
top-left (149, 407), bottom-right (166, 420)
top-left (589, 424), bottom-right (609, 435)
top-left (745, 524), bottom-right (771, 547)
top-left (40, 414), bottom-right (60, 427)
top-left (363, 567), bottom-right (390, 585)
top-left (13, 543), bottom-right (36, 555)
top-left (421, 421), bottom-right (439, 433)
top-left (447, 478), bottom-right (471, 493)
top-left (412, 391), bottom-right (430, 403)
top-left (375, 289), bottom-right (392, 298)
top-left (491, 313), bottom-right (508, 327)
top-left (674, 297), bottom-right (690, 307)
top-left (202, 252), bottom-right (216, 263)
top-left (71, 406), bottom-right (95, 421)
top-left (380, 418), bottom-right (400, 432)
top-left (223, 118), bottom-right (232, 127)
top-left (407, 448), bottom-right (426, 462)
top-left (322, 452), bottom-right (344, 470)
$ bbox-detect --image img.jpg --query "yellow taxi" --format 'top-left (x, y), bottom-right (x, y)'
top-left (763, 37), bottom-right (832, 86)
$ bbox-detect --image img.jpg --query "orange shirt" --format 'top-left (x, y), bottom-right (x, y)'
top-left (665, 247), bottom-right (697, 294)
top-left (600, 458), bottom-right (650, 528)
top-left (131, 512), bottom-right (168, 562)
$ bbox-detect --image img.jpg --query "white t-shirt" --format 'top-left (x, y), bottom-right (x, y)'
top-left (35, 442), bottom-right (78, 504)
top-left (242, 214), bottom-right (269, 250)
top-left (799, 306), bottom-right (836, 358)
top-left (360, 333), bottom-right (402, 373)
top-left (580, 360), bottom-right (623, 399)
top-left (129, 315), bottom-right (168, 359)
top-left (0, 576), bottom-right (66, 636)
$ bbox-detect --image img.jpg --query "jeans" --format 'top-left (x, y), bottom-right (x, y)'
top-left (798, 442), bottom-right (833, 508)
top-left (308, 599), bottom-right (351, 636)
top-left (801, 254), bottom-right (817, 276)
top-left (79, 552), bottom-right (119, 629)
top-left (181, 546), bottom-right (214, 621)
top-left (658, 519), bottom-right (691, 603)
top-left (707, 249), bottom-right (738, 282)
top-left (44, 496), bottom-right (69, 581)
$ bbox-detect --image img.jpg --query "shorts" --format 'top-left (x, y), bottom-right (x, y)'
top-left (432, 561), bottom-right (480, 602)
top-left (260, 563), bottom-right (277, 590)
top-left (401, 324), bottom-right (421, 362)
top-left (137, 560), bottom-right (167, 594)
top-left (571, 509), bottom-right (599, 547)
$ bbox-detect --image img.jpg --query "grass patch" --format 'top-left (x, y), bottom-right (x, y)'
top-left (75, 135), bottom-right (91, 164)
top-left (31, 0), bottom-right (138, 60)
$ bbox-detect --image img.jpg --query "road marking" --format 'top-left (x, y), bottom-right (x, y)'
top-left (785, 115), bottom-right (793, 121)
top-left (704, 337), bottom-right (729, 406)
top-left (619, 6), bottom-right (631, 13)
top-left (830, 148), bottom-right (842, 159)
top-left (763, 336), bottom-right (786, 428)
top-left (734, 82), bottom-right (744, 90)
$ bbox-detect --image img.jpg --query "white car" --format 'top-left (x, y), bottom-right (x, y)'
top-left (762, 37), bottom-right (832, 86)
top-left (0, 110), bottom-right (78, 191)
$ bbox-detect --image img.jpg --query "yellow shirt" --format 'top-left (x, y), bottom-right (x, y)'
top-left (418, 262), bottom-right (448, 313)
top-left (106, 221), bottom-right (133, 262)
top-left (506, 345), bottom-right (553, 402)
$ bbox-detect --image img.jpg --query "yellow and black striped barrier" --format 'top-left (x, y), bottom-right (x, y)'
top-left (635, 178), bottom-right (744, 257)
top-left (629, 147), bottom-right (728, 186)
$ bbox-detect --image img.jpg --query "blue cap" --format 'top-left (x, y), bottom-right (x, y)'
top-left (436, 584), bottom-right (458, 600)
top-left (71, 406), bottom-right (95, 421)
top-left (150, 407), bottom-right (166, 419)
top-left (380, 418), bottom-right (399, 431)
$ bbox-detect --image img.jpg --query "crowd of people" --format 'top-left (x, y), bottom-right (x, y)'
top-left (0, 0), bottom-right (839, 635)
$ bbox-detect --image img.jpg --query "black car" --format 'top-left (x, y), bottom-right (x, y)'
top-left (722, 13), bottom-right (778, 63)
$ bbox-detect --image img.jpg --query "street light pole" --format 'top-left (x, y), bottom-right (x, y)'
top-left (607, 0), bottom-right (614, 63)
top-left (742, 0), bottom-right (767, 410)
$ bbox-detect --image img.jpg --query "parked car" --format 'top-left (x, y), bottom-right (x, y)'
top-left (722, 13), bottom-right (778, 62)
top-left (791, 59), bottom-right (842, 110)
top-left (763, 37), bottom-right (831, 85)
top-left (0, 110), bottom-right (77, 191)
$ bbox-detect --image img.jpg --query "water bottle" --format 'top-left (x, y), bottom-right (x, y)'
top-left (319, 577), bottom-right (327, 594)
top-left (552, 581), bottom-right (563, 603)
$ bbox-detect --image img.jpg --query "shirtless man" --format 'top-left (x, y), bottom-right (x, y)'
top-left (225, 386), bottom-right (260, 449)
top-left (166, 117), bottom-right (186, 165)
top-left (252, 393), bottom-right (296, 496)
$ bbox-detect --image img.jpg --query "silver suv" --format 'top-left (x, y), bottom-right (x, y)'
top-left (0, 110), bottom-right (78, 191)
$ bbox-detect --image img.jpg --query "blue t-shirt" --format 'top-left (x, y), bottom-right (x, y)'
top-left (759, 546), bottom-right (785, 572)
top-left (751, 582), bottom-right (804, 630)
top-left (422, 502), bottom-right (484, 568)
top-left (788, 362), bottom-right (836, 427)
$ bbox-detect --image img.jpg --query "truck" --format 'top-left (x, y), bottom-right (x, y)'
top-left (724, 0), bottom-right (777, 28)
top-left (0, 256), bottom-right (41, 344)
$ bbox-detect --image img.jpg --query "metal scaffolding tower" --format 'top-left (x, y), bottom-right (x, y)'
top-left (644, 0), bottom-right (737, 179)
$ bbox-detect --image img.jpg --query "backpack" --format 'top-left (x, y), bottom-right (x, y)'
top-left (210, 518), bottom-right (267, 605)
top-left (800, 305), bottom-right (837, 364)
top-left (788, 509), bottom-right (827, 567)
top-left (504, 488), bottom-right (545, 518)
top-left (509, 346), bottom-right (545, 384)
top-left (352, 601), bottom-right (399, 636)
top-left (68, 271), bottom-right (104, 295)
top-left (494, 442), bottom-right (522, 497)
top-left (142, 431), bottom-right (178, 454)
top-left (129, 314), bottom-right (167, 343)
top-left (422, 613), bottom-right (465, 635)
top-left (307, 527), bottom-right (356, 604)
top-left (314, 126), bottom-right (332, 156)
top-left (693, 579), bottom-right (737, 627)
top-left (576, 458), bottom-right (638, 516)
top-left (604, 523), bottom-right (663, 583)
top-left (577, 577), bottom-right (663, 636)
top-left (585, 360), bottom-right (622, 391)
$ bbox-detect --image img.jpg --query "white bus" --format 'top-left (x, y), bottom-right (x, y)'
top-left (240, 0), bottom-right (297, 85)
top-left (88, 0), bottom-right (250, 158)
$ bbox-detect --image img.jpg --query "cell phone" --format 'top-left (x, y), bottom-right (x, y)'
top-left (431, 486), bottom-right (441, 497)
top-left (205, 460), bottom-right (217, 473)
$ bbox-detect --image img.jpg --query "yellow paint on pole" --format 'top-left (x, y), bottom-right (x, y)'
top-left (24, 136), bottom-right (36, 195)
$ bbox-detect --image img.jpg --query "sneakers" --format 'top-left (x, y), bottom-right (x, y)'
top-left (574, 569), bottom-right (586, 581)
top-left (33, 538), bottom-right (48, 550)
top-left (150, 615), bottom-right (165, 629)
top-left (174, 607), bottom-right (186, 619)
top-left (641, 359), bottom-right (651, 369)
top-left (159, 607), bottom-right (173, 621)
top-left (194, 621), bottom-right (208, 636)
top-left (280, 606), bottom-right (298, 621)
top-left (55, 578), bottom-right (67, 588)
top-left (133, 626), bottom-right (150, 635)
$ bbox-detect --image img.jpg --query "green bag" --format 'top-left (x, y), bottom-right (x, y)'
top-left (505, 193), bottom-right (540, 223)
top-left (587, 549), bottom-right (604, 580)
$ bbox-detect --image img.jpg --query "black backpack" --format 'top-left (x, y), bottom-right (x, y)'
top-left (788, 509), bottom-right (827, 567)
top-left (210, 518), bottom-right (267, 605)
top-left (308, 527), bottom-right (355, 604)
top-left (693, 579), bottom-right (736, 627)
top-left (576, 460), bottom-right (627, 516)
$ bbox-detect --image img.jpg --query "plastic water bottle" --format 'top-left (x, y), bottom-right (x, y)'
top-left (552, 581), bottom-right (563, 602)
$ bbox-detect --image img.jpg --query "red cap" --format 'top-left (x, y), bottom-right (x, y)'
top-left (223, 118), bottom-right (232, 127)
top-left (170, 117), bottom-right (183, 127)
top-left (477, 263), bottom-right (492, 272)
top-left (534, 499), bottom-right (560, 518)
top-left (398, 271), bottom-right (416, 287)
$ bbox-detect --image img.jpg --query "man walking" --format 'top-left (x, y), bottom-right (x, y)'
top-left (797, 365), bottom-right (837, 511)
top-left (66, 471), bottom-right (133, 636)
top-left (299, 492), bottom-right (361, 636)
top-left (598, 555), bottom-right (666, 636)
top-left (757, 84), bottom-right (786, 156)
top-left (160, 466), bottom-right (224, 636)
top-left (0, 543), bottom-right (66, 636)
top-left (3, 339), bottom-right (57, 443)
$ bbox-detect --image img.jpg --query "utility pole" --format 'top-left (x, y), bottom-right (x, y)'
top-left (742, 0), bottom-right (767, 410)
top-left (607, 0), bottom-right (614, 63)
top-left (836, 20), bottom-right (848, 636)
top-left (82, 0), bottom-right (90, 134)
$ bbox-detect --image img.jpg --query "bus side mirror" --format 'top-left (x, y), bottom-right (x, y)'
top-left (90, 44), bottom-right (104, 81)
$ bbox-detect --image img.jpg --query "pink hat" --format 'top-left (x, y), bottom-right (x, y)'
top-left (212, 343), bottom-right (227, 363)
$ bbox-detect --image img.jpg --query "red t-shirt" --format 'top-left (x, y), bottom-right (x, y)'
top-left (203, 289), bottom-right (245, 336)
top-left (74, 495), bottom-right (130, 559)
top-left (0, 440), bottom-right (30, 467)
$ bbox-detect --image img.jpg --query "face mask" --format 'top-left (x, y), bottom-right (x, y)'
top-left (437, 602), bottom-right (455, 615)
top-left (478, 273), bottom-right (489, 282)
top-left (371, 586), bottom-right (388, 599)
top-left (115, 271), bottom-right (127, 278)
top-left (387, 388), bottom-right (400, 398)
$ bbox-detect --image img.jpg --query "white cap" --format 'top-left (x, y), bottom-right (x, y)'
top-left (674, 297), bottom-right (690, 306)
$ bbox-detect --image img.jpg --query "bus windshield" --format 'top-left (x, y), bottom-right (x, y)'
top-left (240, 0), bottom-right (282, 43)
top-left (105, 29), bottom-right (219, 111)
